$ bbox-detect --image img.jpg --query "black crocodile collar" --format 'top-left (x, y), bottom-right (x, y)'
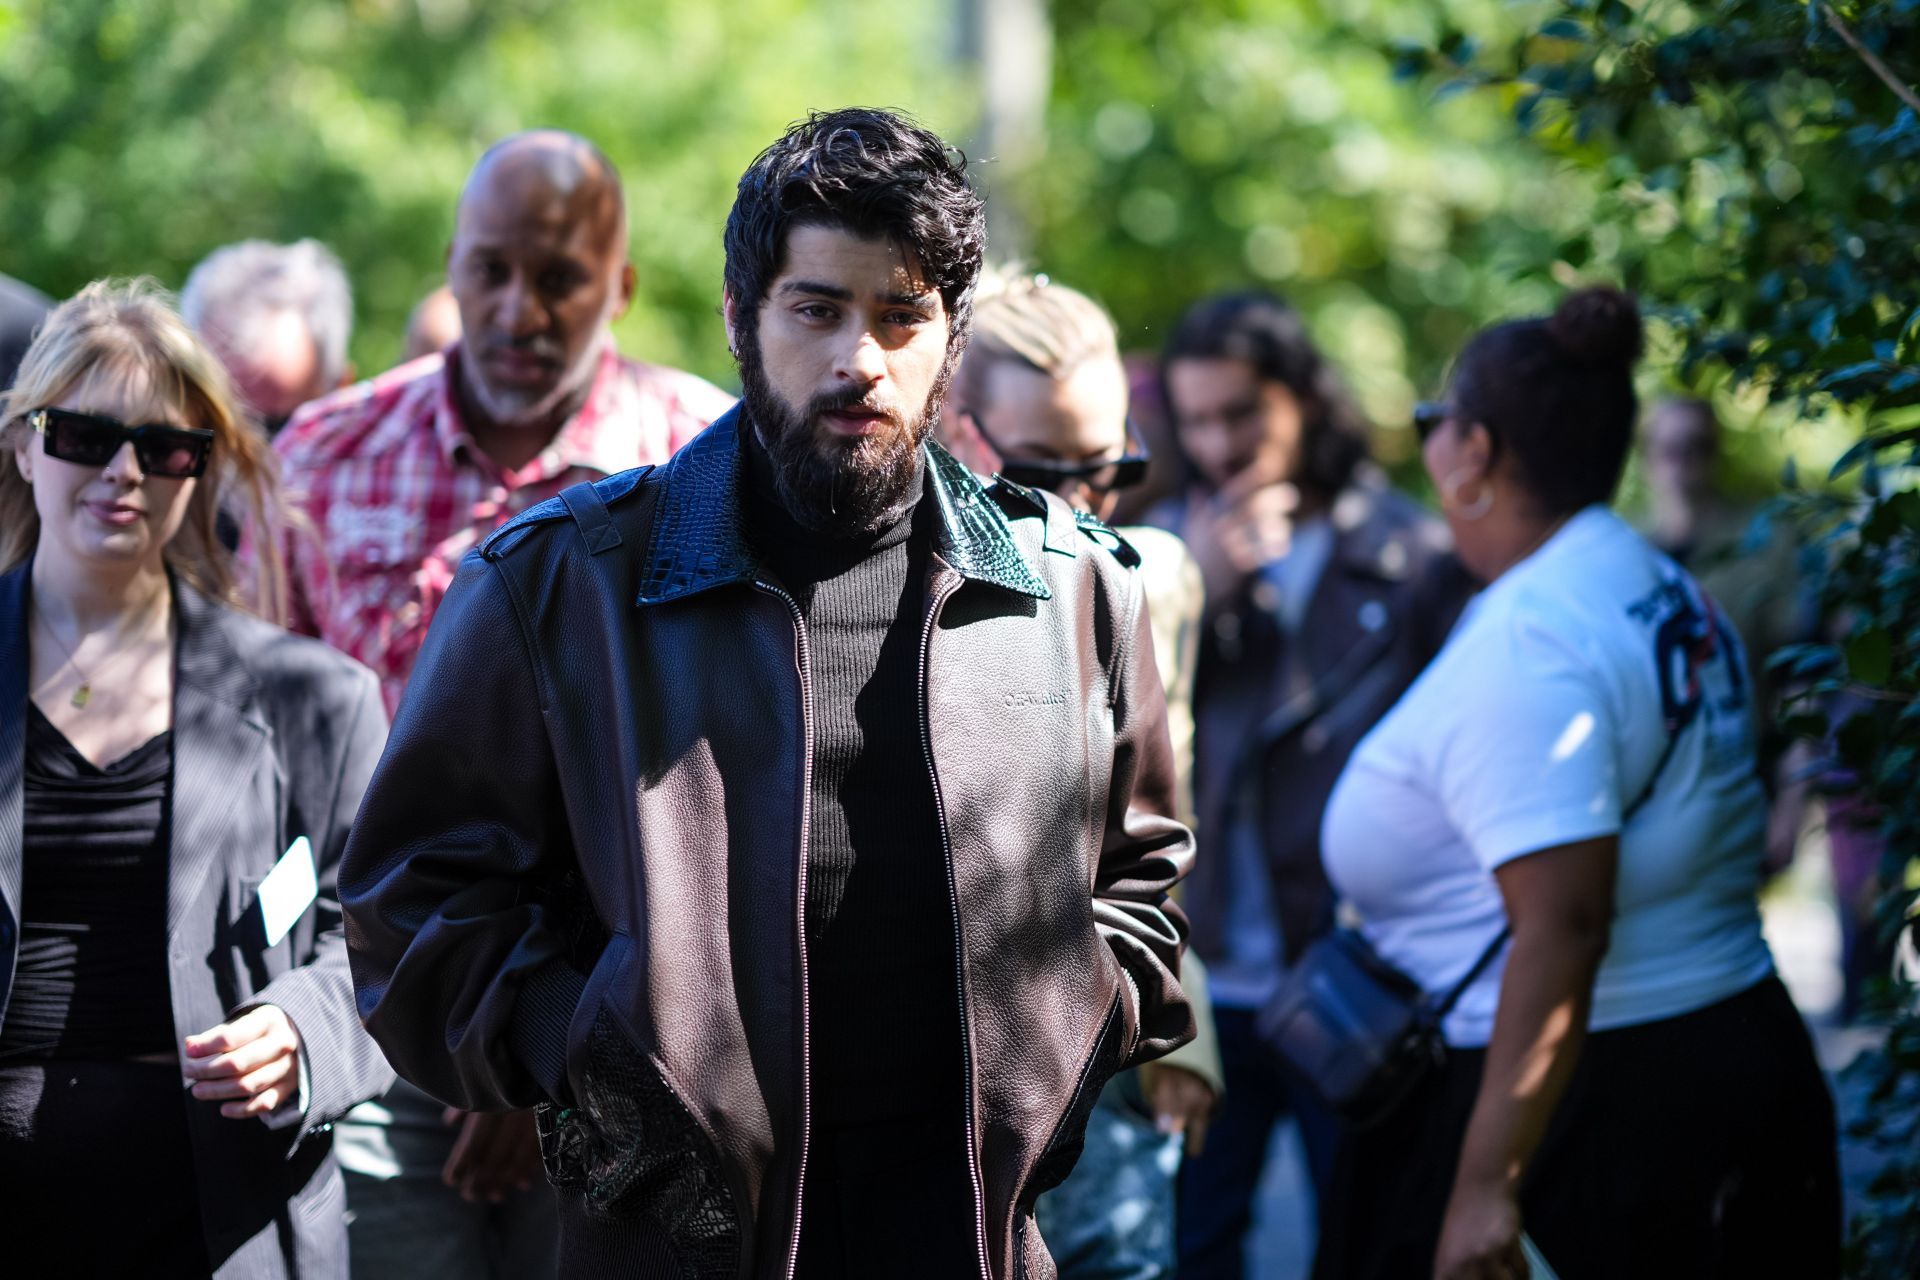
top-left (636, 407), bottom-right (1050, 606)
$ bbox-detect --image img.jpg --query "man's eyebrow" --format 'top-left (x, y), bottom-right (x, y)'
top-left (776, 279), bottom-right (853, 301)
top-left (774, 279), bottom-right (938, 308)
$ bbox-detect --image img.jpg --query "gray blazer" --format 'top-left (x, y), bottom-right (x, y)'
top-left (0, 564), bottom-right (395, 1279)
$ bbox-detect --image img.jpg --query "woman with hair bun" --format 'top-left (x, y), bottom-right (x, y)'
top-left (1315, 288), bottom-right (1840, 1279)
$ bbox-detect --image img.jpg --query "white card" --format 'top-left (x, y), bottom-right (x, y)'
top-left (259, 836), bottom-right (318, 947)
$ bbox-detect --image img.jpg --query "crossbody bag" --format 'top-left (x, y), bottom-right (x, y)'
top-left (1257, 722), bottom-right (1684, 1130)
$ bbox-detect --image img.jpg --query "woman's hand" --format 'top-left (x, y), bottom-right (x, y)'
top-left (1181, 476), bottom-right (1301, 610)
top-left (1434, 1180), bottom-right (1527, 1280)
top-left (183, 1005), bottom-right (303, 1119)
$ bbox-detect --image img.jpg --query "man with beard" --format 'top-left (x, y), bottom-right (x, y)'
top-left (342, 108), bottom-right (1195, 1279)
top-left (275, 130), bottom-right (732, 1280)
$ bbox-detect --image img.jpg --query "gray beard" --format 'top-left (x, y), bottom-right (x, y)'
top-left (463, 334), bottom-right (606, 430)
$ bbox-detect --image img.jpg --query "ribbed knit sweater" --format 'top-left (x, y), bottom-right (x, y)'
top-left (744, 437), bottom-right (976, 1270)
top-left (742, 437), bottom-right (968, 1086)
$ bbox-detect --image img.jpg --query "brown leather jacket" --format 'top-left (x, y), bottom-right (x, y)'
top-left (341, 410), bottom-right (1195, 1280)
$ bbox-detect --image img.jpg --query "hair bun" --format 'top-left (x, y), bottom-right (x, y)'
top-left (1548, 286), bottom-right (1643, 367)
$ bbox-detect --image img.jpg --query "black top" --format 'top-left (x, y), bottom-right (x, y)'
top-left (0, 704), bottom-right (175, 1061)
top-left (742, 436), bottom-right (966, 1129)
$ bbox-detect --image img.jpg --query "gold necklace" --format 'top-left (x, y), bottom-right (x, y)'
top-left (33, 611), bottom-right (157, 710)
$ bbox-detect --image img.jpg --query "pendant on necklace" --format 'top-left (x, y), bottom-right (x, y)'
top-left (70, 683), bottom-right (91, 710)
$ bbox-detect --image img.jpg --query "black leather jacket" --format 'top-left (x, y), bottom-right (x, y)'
top-left (1178, 477), bottom-right (1470, 968)
top-left (341, 410), bottom-right (1195, 1280)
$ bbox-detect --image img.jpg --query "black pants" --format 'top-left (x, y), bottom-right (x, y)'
top-left (1315, 977), bottom-right (1841, 1280)
top-left (1177, 1004), bottom-right (1342, 1280)
top-left (0, 1060), bottom-right (210, 1276)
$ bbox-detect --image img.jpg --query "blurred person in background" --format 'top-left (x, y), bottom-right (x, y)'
top-left (0, 279), bottom-right (392, 1276)
top-left (1317, 288), bottom-right (1840, 1279)
top-left (1, 272), bottom-right (52, 391)
top-left (181, 239), bottom-right (357, 436)
top-left (1640, 396), bottom-right (1820, 869)
top-left (403, 285), bottom-right (463, 363)
top-left (1641, 397), bottom-right (1869, 1007)
top-left (274, 130), bottom-right (732, 1280)
top-left (1155, 290), bottom-right (1468, 1280)
top-left (945, 270), bottom-right (1223, 1280)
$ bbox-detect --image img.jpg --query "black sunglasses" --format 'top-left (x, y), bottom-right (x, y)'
top-left (974, 417), bottom-right (1151, 496)
top-left (27, 407), bottom-right (215, 479)
top-left (1412, 400), bottom-right (1453, 444)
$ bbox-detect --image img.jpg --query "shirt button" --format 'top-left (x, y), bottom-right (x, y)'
top-left (397, 602), bottom-right (422, 627)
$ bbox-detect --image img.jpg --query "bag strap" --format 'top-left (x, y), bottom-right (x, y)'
top-left (1430, 925), bottom-right (1510, 1019)
top-left (1430, 711), bottom-right (1689, 1019)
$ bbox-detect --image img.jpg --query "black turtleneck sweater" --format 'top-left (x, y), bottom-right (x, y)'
top-left (744, 438), bottom-right (977, 1272)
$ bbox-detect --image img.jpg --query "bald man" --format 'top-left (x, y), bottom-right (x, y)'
top-left (273, 131), bottom-right (734, 1280)
top-left (277, 130), bottom-right (733, 710)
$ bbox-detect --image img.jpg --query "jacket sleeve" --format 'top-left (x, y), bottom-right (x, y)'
top-left (340, 550), bottom-right (588, 1112)
top-left (250, 661), bottom-right (397, 1134)
top-left (1097, 569), bottom-right (1197, 1068)
top-left (1147, 950), bottom-right (1225, 1099)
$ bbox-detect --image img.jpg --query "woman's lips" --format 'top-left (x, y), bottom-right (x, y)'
top-left (86, 502), bottom-right (143, 526)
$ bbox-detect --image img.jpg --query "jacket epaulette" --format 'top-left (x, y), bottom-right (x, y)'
top-left (481, 465), bottom-right (656, 561)
top-left (985, 475), bottom-right (1049, 521)
top-left (1071, 508), bottom-right (1143, 569)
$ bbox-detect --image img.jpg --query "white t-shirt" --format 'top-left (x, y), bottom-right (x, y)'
top-left (1321, 506), bottom-right (1775, 1047)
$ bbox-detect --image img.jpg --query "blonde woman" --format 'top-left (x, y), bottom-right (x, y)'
top-left (0, 280), bottom-right (392, 1277)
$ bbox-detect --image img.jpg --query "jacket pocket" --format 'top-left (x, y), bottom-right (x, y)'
top-left (536, 935), bottom-right (742, 1279)
top-left (564, 931), bottom-right (633, 1106)
top-left (1018, 988), bottom-right (1128, 1211)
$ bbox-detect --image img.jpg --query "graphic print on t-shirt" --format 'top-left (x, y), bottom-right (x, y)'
top-left (1628, 576), bottom-right (1751, 781)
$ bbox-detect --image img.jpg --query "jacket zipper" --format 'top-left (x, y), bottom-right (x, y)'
top-left (918, 574), bottom-right (992, 1279)
top-left (756, 581), bottom-right (815, 1280)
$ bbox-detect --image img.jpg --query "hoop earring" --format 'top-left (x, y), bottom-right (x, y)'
top-left (1442, 467), bottom-right (1494, 521)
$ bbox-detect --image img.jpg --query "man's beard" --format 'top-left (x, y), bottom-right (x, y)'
top-left (737, 331), bottom-right (953, 539)
top-left (466, 330), bottom-right (605, 428)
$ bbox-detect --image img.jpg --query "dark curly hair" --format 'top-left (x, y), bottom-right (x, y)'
top-left (1161, 290), bottom-right (1372, 500)
top-left (1450, 286), bottom-right (1645, 517)
top-left (723, 108), bottom-right (987, 347)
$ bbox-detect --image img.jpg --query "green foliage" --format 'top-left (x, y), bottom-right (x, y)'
top-left (1017, 0), bottom-right (1600, 468)
top-left (0, 0), bottom-right (970, 387)
top-left (1397, 1), bottom-right (1920, 1270)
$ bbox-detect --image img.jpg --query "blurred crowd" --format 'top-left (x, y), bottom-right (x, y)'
top-left (0, 108), bottom-right (1866, 1280)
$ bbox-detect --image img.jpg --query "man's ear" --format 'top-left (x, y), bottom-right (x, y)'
top-left (614, 260), bottom-right (636, 320)
top-left (722, 289), bottom-right (739, 359)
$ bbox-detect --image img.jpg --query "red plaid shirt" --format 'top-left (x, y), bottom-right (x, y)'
top-left (277, 343), bottom-right (734, 714)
